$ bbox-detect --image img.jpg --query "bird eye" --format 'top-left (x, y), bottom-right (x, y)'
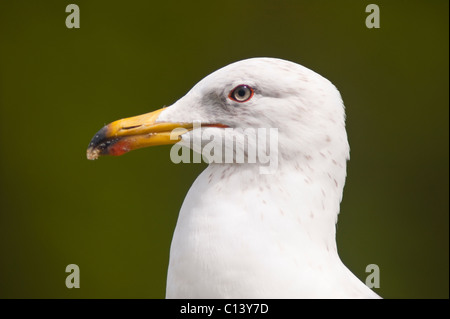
top-left (229, 85), bottom-right (254, 103)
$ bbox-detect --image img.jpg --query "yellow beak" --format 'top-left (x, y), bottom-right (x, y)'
top-left (86, 107), bottom-right (193, 160)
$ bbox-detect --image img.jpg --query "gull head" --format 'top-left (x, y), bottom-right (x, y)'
top-left (87, 57), bottom-right (349, 174)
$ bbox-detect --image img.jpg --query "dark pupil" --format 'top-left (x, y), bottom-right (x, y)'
top-left (237, 88), bottom-right (246, 97)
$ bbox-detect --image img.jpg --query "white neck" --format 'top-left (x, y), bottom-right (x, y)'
top-left (201, 157), bottom-right (345, 251)
top-left (165, 152), bottom-right (371, 298)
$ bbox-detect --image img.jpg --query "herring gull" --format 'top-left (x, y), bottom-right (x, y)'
top-left (87, 57), bottom-right (381, 299)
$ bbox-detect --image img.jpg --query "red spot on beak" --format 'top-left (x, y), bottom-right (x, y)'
top-left (109, 140), bottom-right (131, 156)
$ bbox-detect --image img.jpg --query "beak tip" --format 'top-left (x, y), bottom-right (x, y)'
top-left (86, 125), bottom-right (111, 160)
top-left (86, 147), bottom-right (100, 160)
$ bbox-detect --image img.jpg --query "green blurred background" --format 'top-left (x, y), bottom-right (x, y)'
top-left (0, 0), bottom-right (448, 299)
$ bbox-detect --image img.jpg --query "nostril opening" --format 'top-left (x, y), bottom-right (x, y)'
top-left (122, 125), bottom-right (141, 130)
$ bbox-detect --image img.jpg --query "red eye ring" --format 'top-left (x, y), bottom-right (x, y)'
top-left (228, 85), bottom-right (254, 103)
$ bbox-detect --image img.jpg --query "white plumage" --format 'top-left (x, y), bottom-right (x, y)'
top-left (154, 58), bottom-right (380, 298)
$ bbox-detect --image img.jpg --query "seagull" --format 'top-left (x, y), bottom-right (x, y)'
top-left (87, 57), bottom-right (381, 299)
